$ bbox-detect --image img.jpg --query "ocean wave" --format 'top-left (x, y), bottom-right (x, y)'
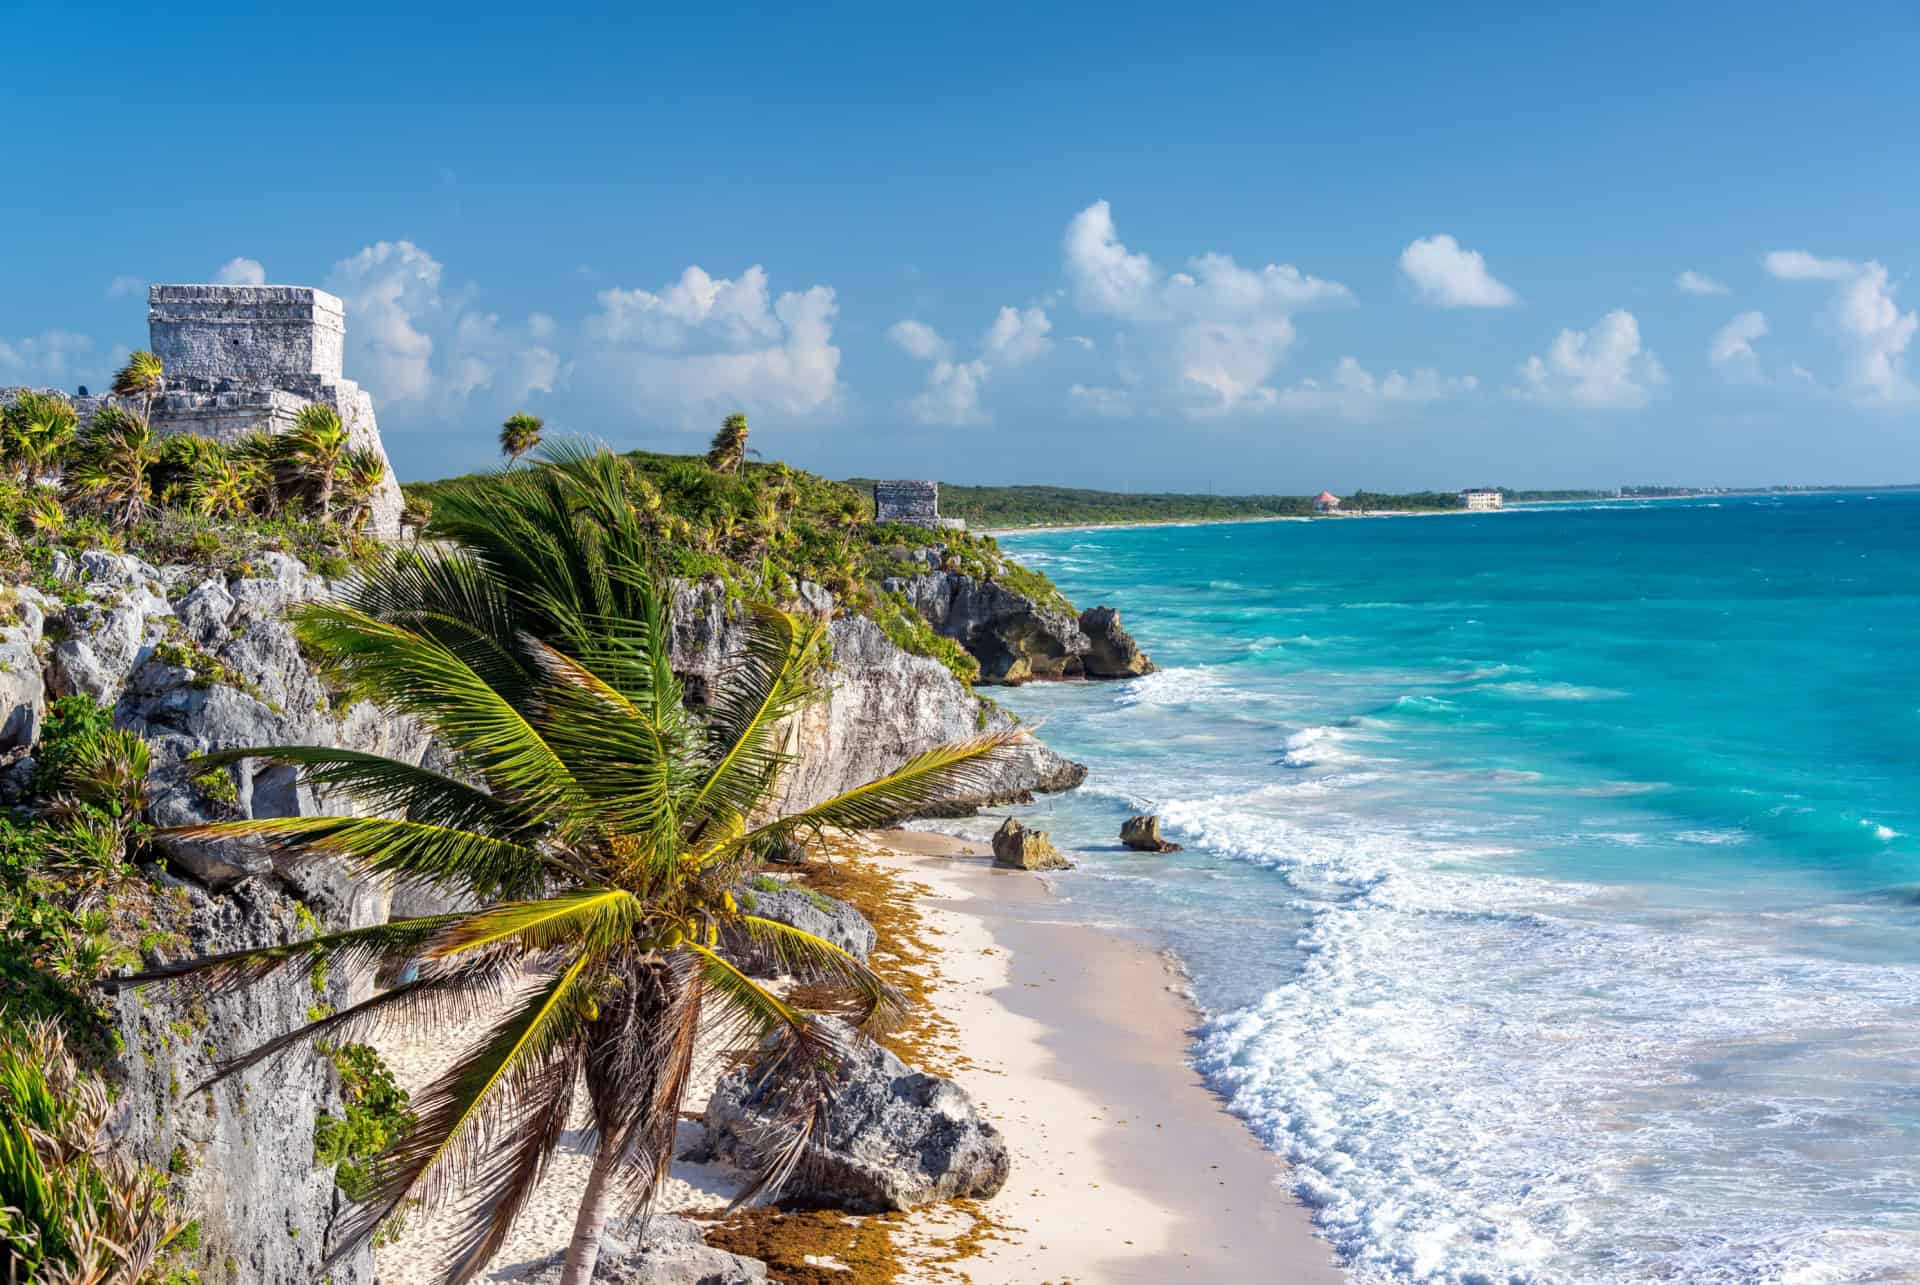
top-left (1477, 680), bottom-right (1627, 701)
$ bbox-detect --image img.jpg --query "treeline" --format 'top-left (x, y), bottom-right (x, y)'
top-left (868, 481), bottom-right (1618, 528)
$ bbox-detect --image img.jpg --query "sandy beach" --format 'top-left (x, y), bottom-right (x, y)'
top-left (372, 828), bottom-right (1340, 1283)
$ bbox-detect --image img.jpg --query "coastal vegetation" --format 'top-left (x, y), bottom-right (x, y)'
top-left (407, 431), bottom-right (1069, 687)
top-left (1, 355), bottom-right (389, 584)
top-left (881, 479), bottom-right (1619, 527)
top-left (118, 446), bottom-right (1020, 1284)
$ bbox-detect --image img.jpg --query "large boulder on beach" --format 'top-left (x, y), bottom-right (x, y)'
top-left (521, 1214), bottom-right (768, 1284)
top-left (1079, 606), bottom-right (1156, 678)
top-left (1120, 814), bottom-right (1182, 853)
top-left (991, 816), bottom-right (1072, 870)
top-left (701, 1017), bottom-right (1010, 1212)
top-left (723, 881), bottom-right (876, 978)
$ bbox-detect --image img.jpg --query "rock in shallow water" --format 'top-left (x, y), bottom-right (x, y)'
top-left (1120, 813), bottom-right (1182, 853)
top-left (991, 816), bottom-right (1072, 870)
top-left (701, 1017), bottom-right (1010, 1213)
top-left (1079, 605), bottom-right (1156, 678)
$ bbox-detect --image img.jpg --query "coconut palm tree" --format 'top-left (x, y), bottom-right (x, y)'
top-left (110, 351), bottom-right (165, 428)
top-left (64, 405), bottom-right (158, 529)
top-left (117, 445), bottom-right (1018, 1285)
top-left (706, 413), bottom-right (751, 474)
top-left (285, 404), bottom-right (350, 520)
top-left (499, 413), bottom-right (544, 468)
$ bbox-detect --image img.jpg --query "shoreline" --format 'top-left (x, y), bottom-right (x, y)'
top-left (871, 828), bottom-right (1343, 1284)
top-left (372, 827), bottom-right (1344, 1282)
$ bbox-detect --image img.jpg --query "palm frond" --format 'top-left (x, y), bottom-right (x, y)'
top-left (422, 889), bottom-right (641, 959)
top-left (190, 954), bottom-right (521, 1092)
top-left (191, 744), bottom-right (526, 839)
top-left (711, 728), bottom-right (1028, 868)
top-left (328, 951), bottom-right (598, 1259)
top-left (734, 916), bottom-right (907, 1033)
top-left (680, 605), bottom-right (828, 842)
top-left (110, 914), bottom-right (467, 995)
top-left (156, 815), bottom-right (554, 901)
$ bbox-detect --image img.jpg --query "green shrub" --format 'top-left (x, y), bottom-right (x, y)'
top-left (314, 1043), bottom-right (416, 1207)
top-left (30, 696), bottom-right (115, 799)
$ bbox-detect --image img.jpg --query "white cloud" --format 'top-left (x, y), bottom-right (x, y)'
top-left (984, 305), bottom-right (1052, 366)
top-left (214, 257), bottom-right (267, 286)
top-left (1765, 250), bottom-right (1918, 405)
top-left (105, 275), bottom-right (144, 300)
top-left (1066, 335), bottom-right (1095, 350)
top-left (1513, 310), bottom-right (1665, 410)
top-left (888, 320), bottom-right (950, 362)
top-left (1063, 200), bottom-right (1352, 415)
top-left (1270, 358), bottom-right (1478, 419)
top-left (1709, 310), bottom-right (1768, 378)
top-left (0, 331), bottom-right (97, 386)
top-left (891, 305), bottom-right (1058, 424)
top-left (1677, 270), bottom-right (1729, 296)
top-left (1068, 383), bottom-right (1134, 417)
top-left (908, 359), bottom-right (990, 425)
top-left (583, 264), bottom-right (840, 425)
top-left (1399, 234), bottom-right (1518, 308)
top-left (1763, 250), bottom-right (1857, 282)
top-left (329, 240), bottom-right (564, 416)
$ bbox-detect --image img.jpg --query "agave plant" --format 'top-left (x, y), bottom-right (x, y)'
top-left (119, 445), bottom-right (1018, 1284)
top-left (284, 404), bottom-right (350, 520)
top-left (63, 405), bottom-right (158, 530)
top-left (499, 412), bottom-right (544, 468)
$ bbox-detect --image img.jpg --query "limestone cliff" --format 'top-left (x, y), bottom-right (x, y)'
top-left (0, 551), bottom-right (1087, 1283)
top-left (882, 550), bottom-right (1155, 684)
top-left (669, 581), bottom-right (1086, 811)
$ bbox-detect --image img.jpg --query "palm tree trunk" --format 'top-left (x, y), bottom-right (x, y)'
top-left (559, 1134), bottom-right (620, 1285)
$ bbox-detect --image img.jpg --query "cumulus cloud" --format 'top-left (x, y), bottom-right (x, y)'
top-left (0, 331), bottom-right (97, 386)
top-left (1765, 250), bottom-right (1917, 405)
top-left (889, 306), bottom-right (1055, 425)
top-left (1709, 310), bottom-right (1768, 378)
top-left (214, 257), bottom-right (267, 286)
top-left (984, 305), bottom-right (1053, 366)
top-left (583, 265), bottom-right (840, 425)
top-left (1677, 270), bottom-right (1729, 296)
top-left (329, 240), bottom-right (563, 416)
top-left (888, 320), bottom-right (950, 362)
top-left (1063, 200), bottom-right (1352, 414)
top-left (1399, 234), bottom-right (1518, 308)
top-left (1270, 358), bottom-right (1478, 419)
top-left (1513, 310), bottom-right (1665, 409)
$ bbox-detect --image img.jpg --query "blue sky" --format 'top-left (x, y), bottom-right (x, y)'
top-left (5, 1), bottom-right (1919, 490)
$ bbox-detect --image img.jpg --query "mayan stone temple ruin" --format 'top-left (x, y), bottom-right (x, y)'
top-left (6, 284), bottom-right (403, 537)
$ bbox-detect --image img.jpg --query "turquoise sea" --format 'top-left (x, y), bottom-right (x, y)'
top-left (944, 494), bottom-right (1920, 1283)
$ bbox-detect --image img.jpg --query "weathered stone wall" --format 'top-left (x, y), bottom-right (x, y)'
top-left (874, 480), bottom-right (941, 527)
top-left (149, 285), bottom-right (345, 385)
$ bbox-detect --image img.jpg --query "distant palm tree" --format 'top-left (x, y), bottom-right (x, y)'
top-left (64, 405), bottom-right (158, 529)
top-left (499, 413), bottom-right (544, 468)
top-left (110, 351), bottom-right (165, 428)
top-left (120, 446), bottom-right (1019, 1285)
top-left (706, 413), bottom-right (751, 474)
top-left (284, 404), bottom-right (350, 520)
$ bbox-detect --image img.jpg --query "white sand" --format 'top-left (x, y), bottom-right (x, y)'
top-left (371, 831), bottom-right (1342, 1282)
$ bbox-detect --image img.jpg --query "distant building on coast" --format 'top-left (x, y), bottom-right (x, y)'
top-left (1461, 489), bottom-right (1504, 511)
top-left (1315, 490), bottom-right (1342, 514)
top-left (874, 479), bottom-right (966, 531)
